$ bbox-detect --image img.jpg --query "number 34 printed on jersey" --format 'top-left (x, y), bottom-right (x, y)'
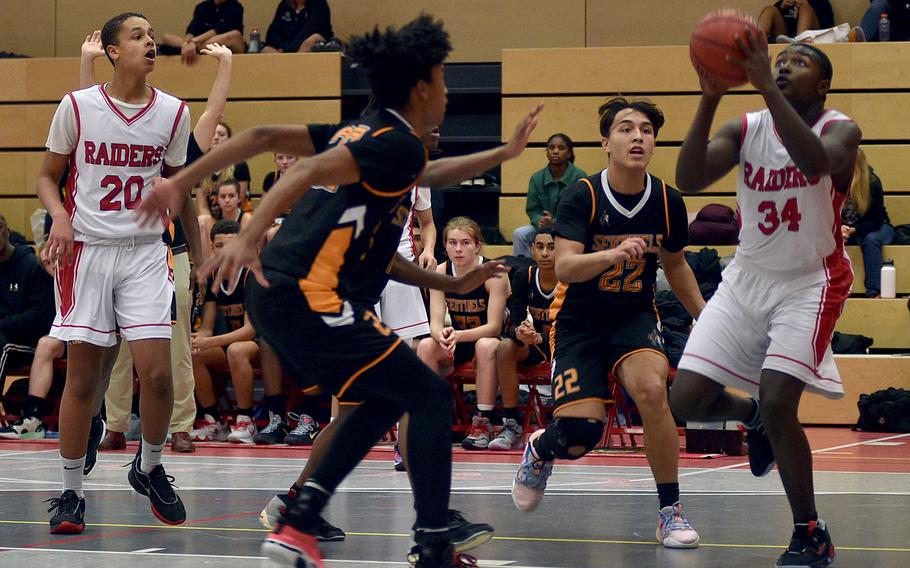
top-left (757, 197), bottom-right (802, 235)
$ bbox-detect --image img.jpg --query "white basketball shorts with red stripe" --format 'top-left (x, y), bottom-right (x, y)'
top-left (678, 255), bottom-right (851, 399)
top-left (50, 234), bottom-right (173, 347)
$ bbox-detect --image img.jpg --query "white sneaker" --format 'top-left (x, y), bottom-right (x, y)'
top-left (228, 415), bottom-right (257, 444)
top-left (511, 429), bottom-right (553, 512)
top-left (190, 414), bottom-right (229, 442)
top-left (0, 416), bottom-right (45, 439)
top-left (657, 502), bottom-right (700, 549)
top-left (489, 418), bottom-right (524, 451)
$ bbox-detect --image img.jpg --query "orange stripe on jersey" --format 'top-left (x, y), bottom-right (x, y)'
top-left (336, 337), bottom-right (402, 398)
top-left (166, 245), bottom-right (174, 271)
top-left (297, 225), bottom-right (354, 313)
top-left (371, 126), bottom-right (395, 137)
top-left (660, 179), bottom-right (670, 236)
top-left (362, 172), bottom-right (425, 198)
top-left (547, 281), bottom-right (569, 355)
top-left (579, 178), bottom-right (597, 224)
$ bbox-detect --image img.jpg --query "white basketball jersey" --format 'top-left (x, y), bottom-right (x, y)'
top-left (397, 185), bottom-right (431, 261)
top-left (736, 109), bottom-right (853, 272)
top-left (64, 85), bottom-right (187, 239)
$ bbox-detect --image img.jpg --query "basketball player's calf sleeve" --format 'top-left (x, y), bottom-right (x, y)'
top-left (405, 383), bottom-right (453, 529)
top-left (308, 399), bottom-right (403, 494)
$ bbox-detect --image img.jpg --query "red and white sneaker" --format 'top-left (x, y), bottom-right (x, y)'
top-left (227, 414), bottom-right (256, 444)
top-left (657, 502), bottom-right (700, 549)
top-left (261, 522), bottom-right (325, 568)
top-left (190, 414), bottom-right (229, 442)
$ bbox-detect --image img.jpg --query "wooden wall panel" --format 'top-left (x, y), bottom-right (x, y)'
top-left (503, 93), bottom-right (910, 144)
top-left (0, 0), bottom-right (56, 57)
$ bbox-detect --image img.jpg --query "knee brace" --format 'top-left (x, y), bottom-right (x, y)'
top-left (547, 417), bottom-right (604, 460)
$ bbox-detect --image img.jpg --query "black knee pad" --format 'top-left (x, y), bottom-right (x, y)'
top-left (550, 417), bottom-right (604, 460)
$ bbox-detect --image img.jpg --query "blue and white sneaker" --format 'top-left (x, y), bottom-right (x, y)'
top-left (511, 429), bottom-right (553, 512)
top-left (657, 502), bottom-right (700, 548)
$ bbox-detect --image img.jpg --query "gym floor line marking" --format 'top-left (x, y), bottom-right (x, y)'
top-left (668, 432), bottom-right (910, 483)
top-left (1, 521), bottom-right (909, 553)
top-left (0, 547), bottom-right (532, 567)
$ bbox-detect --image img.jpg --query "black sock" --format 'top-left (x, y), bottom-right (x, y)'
top-left (23, 395), bottom-right (46, 420)
top-left (657, 483), bottom-right (680, 509)
top-left (745, 398), bottom-right (761, 429)
top-left (532, 425), bottom-right (559, 461)
top-left (283, 482), bottom-right (330, 530)
top-left (478, 409), bottom-right (496, 421)
top-left (201, 405), bottom-right (221, 422)
top-left (503, 407), bottom-right (521, 422)
top-left (263, 394), bottom-right (287, 416)
top-left (288, 482), bottom-right (302, 498)
top-left (236, 407), bottom-right (254, 419)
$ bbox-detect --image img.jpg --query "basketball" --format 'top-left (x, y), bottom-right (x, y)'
top-left (689, 9), bottom-right (768, 88)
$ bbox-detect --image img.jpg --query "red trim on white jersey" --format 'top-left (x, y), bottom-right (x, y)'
top-left (52, 322), bottom-right (117, 334)
top-left (57, 241), bottom-right (84, 320)
top-left (66, 93), bottom-right (82, 222)
top-left (740, 113), bottom-right (748, 148)
top-left (765, 353), bottom-right (842, 385)
top-left (99, 83), bottom-right (158, 126)
top-left (167, 102), bottom-right (187, 147)
top-left (683, 353), bottom-right (760, 386)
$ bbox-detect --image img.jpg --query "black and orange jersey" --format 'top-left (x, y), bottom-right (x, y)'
top-left (259, 109), bottom-right (426, 314)
top-left (444, 258), bottom-right (489, 331)
top-left (552, 170), bottom-right (688, 323)
top-left (507, 266), bottom-right (556, 343)
top-left (204, 268), bottom-right (251, 332)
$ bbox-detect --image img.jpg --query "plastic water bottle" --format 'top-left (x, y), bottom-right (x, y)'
top-left (247, 27), bottom-right (261, 53)
top-left (881, 259), bottom-right (896, 298)
top-left (879, 13), bottom-right (891, 42)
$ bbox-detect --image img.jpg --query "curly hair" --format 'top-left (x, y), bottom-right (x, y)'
top-left (348, 14), bottom-right (452, 109)
top-left (598, 96), bottom-right (665, 139)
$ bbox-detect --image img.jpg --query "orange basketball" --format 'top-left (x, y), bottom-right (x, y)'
top-left (690, 9), bottom-right (768, 88)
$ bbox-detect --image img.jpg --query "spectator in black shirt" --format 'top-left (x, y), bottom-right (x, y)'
top-left (262, 0), bottom-right (333, 53)
top-left (159, 0), bottom-right (246, 64)
top-left (0, 213), bottom-right (55, 381)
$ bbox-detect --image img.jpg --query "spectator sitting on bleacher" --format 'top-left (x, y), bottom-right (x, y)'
top-left (492, 227), bottom-right (558, 451)
top-left (0, 245), bottom-right (59, 439)
top-left (0, 214), bottom-right (55, 391)
top-left (201, 179), bottom-right (254, 247)
top-left (194, 121), bottom-right (252, 222)
top-left (861, 0), bottom-right (910, 41)
top-left (758, 1), bottom-right (833, 41)
top-left (157, 0), bottom-right (246, 65)
top-left (261, 0), bottom-right (334, 53)
top-left (417, 216), bottom-right (510, 451)
top-left (842, 148), bottom-right (894, 297)
top-left (512, 133), bottom-right (587, 257)
top-left (189, 219), bottom-right (260, 443)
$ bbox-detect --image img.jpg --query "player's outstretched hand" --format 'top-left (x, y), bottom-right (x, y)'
top-left (197, 233), bottom-right (269, 293)
top-left (452, 259), bottom-right (510, 295)
top-left (43, 217), bottom-right (75, 268)
top-left (200, 42), bottom-right (232, 60)
top-left (81, 30), bottom-right (103, 60)
top-left (136, 177), bottom-right (186, 229)
top-left (503, 102), bottom-right (545, 160)
top-left (729, 28), bottom-right (773, 93)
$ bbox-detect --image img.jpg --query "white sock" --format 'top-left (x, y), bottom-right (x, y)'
top-left (140, 437), bottom-right (165, 474)
top-left (477, 404), bottom-right (494, 412)
top-left (61, 455), bottom-right (85, 498)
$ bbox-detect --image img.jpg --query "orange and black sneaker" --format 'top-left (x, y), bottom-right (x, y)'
top-left (47, 490), bottom-right (85, 534)
top-left (776, 519), bottom-right (836, 567)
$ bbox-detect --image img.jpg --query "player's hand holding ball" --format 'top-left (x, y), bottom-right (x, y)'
top-left (690, 10), bottom-right (769, 93)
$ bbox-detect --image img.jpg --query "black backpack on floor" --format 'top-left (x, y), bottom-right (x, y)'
top-left (855, 387), bottom-right (910, 432)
